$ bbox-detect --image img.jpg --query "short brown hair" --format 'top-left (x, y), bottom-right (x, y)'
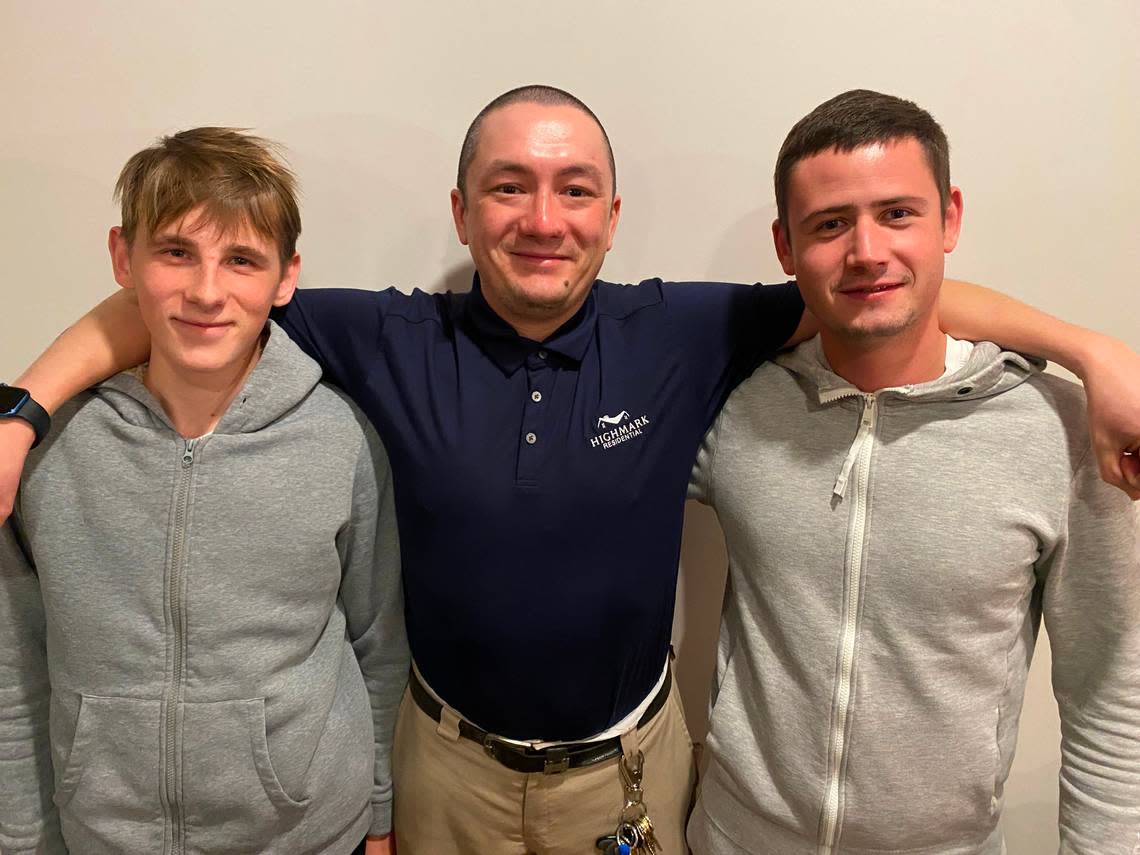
top-left (456, 84), bottom-right (616, 201)
top-left (774, 90), bottom-right (951, 232)
top-left (114, 127), bottom-right (301, 266)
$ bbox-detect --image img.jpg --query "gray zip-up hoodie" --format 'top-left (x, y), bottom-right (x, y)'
top-left (0, 323), bottom-right (409, 855)
top-left (689, 338), bottom-right (1140, 854)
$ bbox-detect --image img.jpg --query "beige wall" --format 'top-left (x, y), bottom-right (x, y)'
top-left (3, 2), bottom-right (1137, 852)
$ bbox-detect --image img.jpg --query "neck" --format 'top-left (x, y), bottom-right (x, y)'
top-left (820, 314), bottom-right (947, 392)
top-left (144, 343), bottom-right (262, 438)
top-left (477, 277), bottom-right (588, 343)
top-left (509, 314), bottom-right (570, 343)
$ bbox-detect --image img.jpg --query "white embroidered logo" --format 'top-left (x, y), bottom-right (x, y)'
top-left (596, 411), bottom-right (630, 429)
top-left (589, 410), bottom-right (650, 450)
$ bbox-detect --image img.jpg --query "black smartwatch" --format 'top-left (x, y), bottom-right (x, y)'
top-left (0, 384), bottom-right (51, 448)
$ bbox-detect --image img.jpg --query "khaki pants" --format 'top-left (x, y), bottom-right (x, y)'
top-left (392, 676), bottom-right (697, 854)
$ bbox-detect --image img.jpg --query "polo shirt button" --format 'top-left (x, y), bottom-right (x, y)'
top-left (525, 432), bottom-right (537, 444)
top-left (537, 350), bottom-right (548, 360)
top-left (531, 390), bottom-right (542, 403)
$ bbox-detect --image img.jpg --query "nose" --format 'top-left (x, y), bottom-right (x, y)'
top-left (519, 188), bottom-right (564, 240)
top-left (184, 263), bottom-right (225, 310)
top-left (846, 218), bottom-right (888, 270)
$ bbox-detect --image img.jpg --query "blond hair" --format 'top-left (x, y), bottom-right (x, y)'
top-left (114, 127), bottom-right (301, 265)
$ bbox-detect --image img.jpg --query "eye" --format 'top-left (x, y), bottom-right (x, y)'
top-left (494, 183), bottom-right (524, 195)
top-left (817, 218), bottom-right (844, 233)
top-left (230, 256), bottom-right (253, 267)
top-left (884, 208), bottom-right (912, 221)
top-left (564, 186), bottom-right (592, 198)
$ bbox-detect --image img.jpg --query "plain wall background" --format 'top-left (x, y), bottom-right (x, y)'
top-left (2, 2), bottom-right (1137, 851)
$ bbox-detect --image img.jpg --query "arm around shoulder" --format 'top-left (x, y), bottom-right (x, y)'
top-left (0, 290), bottom-right (150, 525)
top-left (938, 279), bottom-right (1140, 499)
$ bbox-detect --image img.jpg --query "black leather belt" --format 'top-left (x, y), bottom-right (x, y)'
top-left (408, 667), bottom-right (672, 775)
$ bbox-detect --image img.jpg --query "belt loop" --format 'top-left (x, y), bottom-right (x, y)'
top-left (619, 723), bottom-right (641, 760)
top-left (437, 706), bottom-right (462, 742)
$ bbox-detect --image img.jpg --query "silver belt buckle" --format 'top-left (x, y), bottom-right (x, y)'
top-left (543, 747), bottom-right (570, 775)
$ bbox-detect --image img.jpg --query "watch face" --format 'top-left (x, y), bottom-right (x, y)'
top-left (0, 385), bottom-right (29, 416)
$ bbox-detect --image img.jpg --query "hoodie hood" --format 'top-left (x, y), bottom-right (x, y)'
top-left (774, 335), bottom-right (1045, 405)
top-left (94, 321), bottom-right (322, 435)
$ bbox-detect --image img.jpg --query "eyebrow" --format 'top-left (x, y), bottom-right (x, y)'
top-left (483, 159), bottom-right (605, 184)
top-left (150, 233), bottom-right (272, 265)
top-left (798, 195), bottom-right (930, 228)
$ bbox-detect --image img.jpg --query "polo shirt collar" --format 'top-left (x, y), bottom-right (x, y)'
top-left (464, 274), bottom-right (597, 374)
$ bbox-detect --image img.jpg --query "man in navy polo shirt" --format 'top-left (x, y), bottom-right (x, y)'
top-left (3, 85), bottom-right (1140, 854)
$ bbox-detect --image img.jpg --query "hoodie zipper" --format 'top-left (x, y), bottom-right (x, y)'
top-left (820, 394), bottom-right (877, 853)
top-left (163, 437), bottom-right (197, 855)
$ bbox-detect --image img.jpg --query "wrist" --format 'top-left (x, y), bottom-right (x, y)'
top-left (0, 384), bottom-right (51, 448)
top-left (1064, 328), bottom-right (1127, 382)
top-left (0, 418), bottom-right (36, 450)
top-left (13, 370), bottom-right (65, 416)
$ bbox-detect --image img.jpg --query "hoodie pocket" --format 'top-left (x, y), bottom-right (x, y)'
top-left (181, 698), bottom-right (311, 852)
top-left (53, 695), bottom-right (165, 852)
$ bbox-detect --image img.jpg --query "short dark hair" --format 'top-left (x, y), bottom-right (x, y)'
top-left (774, 89), bottom-right (951, 232)
top-left (456, 84), bottom-right (616, 201)
top-left (115, 127), bottom-right (301, 266)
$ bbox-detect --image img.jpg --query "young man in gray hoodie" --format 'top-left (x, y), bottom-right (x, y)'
top-left (688, 90), bottom-right (1140, 854)
top-left (0, 129), bottom-right (408, 855)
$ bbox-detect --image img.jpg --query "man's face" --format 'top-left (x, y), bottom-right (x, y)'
top-left (773, 138), bottom-right (962, 346)
top-left (109, 206), bottom-right (299, 380)
top-left (451, 101), bottom-right (621, 337)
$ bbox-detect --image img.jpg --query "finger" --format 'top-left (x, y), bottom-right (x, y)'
top-left (1095, 441), bottom-right (1124, 489)
top-left (1122, 452), bottom-right (1140, 500)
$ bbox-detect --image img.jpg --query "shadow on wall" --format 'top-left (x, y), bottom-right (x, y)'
top-left (438, 263), bottom-right (475, 295)
top-left (1002, 798), bottom-right (1059, 854)
top-left (280, 112), bottom-right (468, 293)
top-left (672, 500), bottom-right (728, 745)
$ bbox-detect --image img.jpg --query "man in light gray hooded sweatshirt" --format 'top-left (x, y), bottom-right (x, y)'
top-left (687, 90), bottom-right (1140, 854)
top-left (0, 128), bottom-right (408, 855)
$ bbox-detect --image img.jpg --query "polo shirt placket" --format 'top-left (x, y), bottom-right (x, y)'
top-left (516, 349), bottom-right (553, 487)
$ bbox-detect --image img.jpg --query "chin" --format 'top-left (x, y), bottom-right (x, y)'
top-left (175, 347), bottom-right (248, 376)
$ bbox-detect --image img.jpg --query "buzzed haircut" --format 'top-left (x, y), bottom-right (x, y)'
top-left (774, 89), bottom-right (951, 232)
top-left (456, 84), bottom-right (617, 200)
top-left (114, 127), bottom-right (301, 266)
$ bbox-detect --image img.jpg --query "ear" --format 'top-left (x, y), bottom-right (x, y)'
top-left (108, 227), bottom-right (134, 289)
top-left (272, 252), bottom-right (301, 307)
top-left (450, 188), bottom-right (470, 246)
top-left (772, 219), bottom-right (796, 277)
top-left (605, 194), bottom-right (622, 251)
top-left (942, 186), bottom-right (964, 253)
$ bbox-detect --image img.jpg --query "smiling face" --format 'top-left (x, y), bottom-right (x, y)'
top-left (110, 205), bottom-right (300, 385)
top-left (774, 137), bottom-right (962, 357)
top-left (450, 101), bottom-right (621, 340)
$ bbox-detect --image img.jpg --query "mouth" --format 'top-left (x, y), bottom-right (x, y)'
top-left (174, 318), bottom-right (231, 333)
top-left (510, 251), bottom-right (571, 267)
top-left (837, 282), bottom-right (904, 299)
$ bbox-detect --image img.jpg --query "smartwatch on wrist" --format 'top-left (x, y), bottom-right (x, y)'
top-left (0, 384), bottom-right (51, 448)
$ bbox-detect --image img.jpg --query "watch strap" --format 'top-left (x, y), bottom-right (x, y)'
top-left (1, 384), bottom-right (51, 449)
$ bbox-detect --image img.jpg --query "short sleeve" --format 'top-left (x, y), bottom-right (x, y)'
top-left (271, 288), bottom-right (391, 396)
top-left (660, 280), bottom-right (803, 432)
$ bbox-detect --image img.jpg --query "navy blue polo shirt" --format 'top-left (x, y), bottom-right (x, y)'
top-left (274, 276), bottom-right (802, 740)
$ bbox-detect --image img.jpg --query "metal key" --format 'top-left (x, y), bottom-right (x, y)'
top-left (631, 812), bottom-right (662, 854)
